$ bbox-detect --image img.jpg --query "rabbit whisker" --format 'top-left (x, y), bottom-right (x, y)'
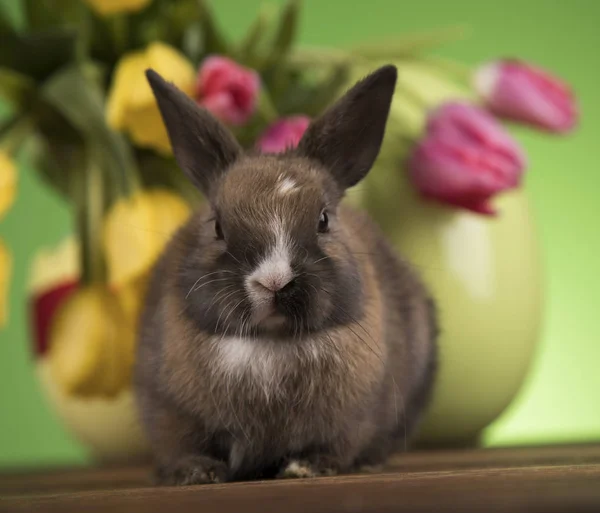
top-left (185, 270), bottom-right (234, 298)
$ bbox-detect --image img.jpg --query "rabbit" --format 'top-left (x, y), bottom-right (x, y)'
top-left (133, 64), bottom-right (438, 486)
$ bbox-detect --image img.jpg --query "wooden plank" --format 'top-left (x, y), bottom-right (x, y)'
top-left (383, 443), bottom-right (600, 472)
top-left (0, 464), bottom-right (152, 496)
top-left (2, 464), bottom-right (600, 513)
top-left (2, 444), bottom-right (600, 513)
top-left (2, 443), bottom-right (600, 497)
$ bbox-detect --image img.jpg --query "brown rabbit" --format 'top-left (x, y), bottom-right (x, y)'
top-left (134, 65), bottom-right (438, 485)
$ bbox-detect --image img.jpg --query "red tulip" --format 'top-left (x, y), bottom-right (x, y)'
top-left (195, 56), bottom-right (260, 126)
top-left (256, 116), bottom-right (311, 154)
top-left (408, 102), bottom-right (526, 216)
top-left (474, 59), bottom-right (577, 134)
top-left (30, 280), bottom-right (78, 357)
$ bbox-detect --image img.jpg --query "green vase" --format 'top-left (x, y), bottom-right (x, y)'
top-left (349, 161), bottom-right (543, 446)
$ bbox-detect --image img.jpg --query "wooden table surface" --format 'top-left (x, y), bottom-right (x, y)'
top-left (2, 443), bottom-right (600, 513)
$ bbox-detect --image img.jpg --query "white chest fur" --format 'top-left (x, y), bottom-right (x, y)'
top-left (213, 336), bottom-right (329, 400)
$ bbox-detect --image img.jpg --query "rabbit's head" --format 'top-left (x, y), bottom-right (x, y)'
top-left (146, 65), bottom-right (397, 338)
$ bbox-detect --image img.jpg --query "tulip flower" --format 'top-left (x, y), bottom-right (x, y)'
top-left (257, 116), bottom-right (311, 153)
top-left (48, 285), bottom-right (133, 397)
top-left (195, 56), bottom-right (260, 126)
top-left (113, 274), bottom-right (149, 368)
top-left (28, 237), bottom-right (80, 354)
top-left (408, 102), bottom-right (526, 216)
top-left (103, 189), bottom-right (191, 288)
top-left (0, 240), bottom-right (11, 327)
top-left (32, 280), bottom-right (79, 355)
top-left (83, 0), bottom-right (150, 16)
top-left (0, 151), bottom-right (16, 221)
top-left (29, 236), bottom-right (149, 397)
top-left (115, 274), bottom-right (149, 325)
top-left (107, 43), bottom-right (195, 154)
top-left (474, 59), bottom-right (577, 134)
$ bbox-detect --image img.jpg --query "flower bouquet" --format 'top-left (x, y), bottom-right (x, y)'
top-left (0, 0), bottom-right (577, 459)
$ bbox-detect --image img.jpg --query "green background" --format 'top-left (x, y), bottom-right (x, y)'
top-left (0, 0), bottom-right (599, 468)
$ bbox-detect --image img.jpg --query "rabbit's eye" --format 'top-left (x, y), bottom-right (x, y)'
top-left (214, 220), bottom-right (224, 240)
top-left (318, 210), bottom-right (329, 233)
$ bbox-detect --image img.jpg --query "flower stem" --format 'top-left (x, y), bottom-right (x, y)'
top-left (109, 16), bottom-right (129, 56)
top-left (76, 150), bottom-right (106, 285)
top-left (116, 138), bottom-right (142, 198)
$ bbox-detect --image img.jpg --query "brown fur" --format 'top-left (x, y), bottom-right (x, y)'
top-left (134, 66), bottom-right (438, 484)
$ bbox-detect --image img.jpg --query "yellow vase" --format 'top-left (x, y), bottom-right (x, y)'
top-left (30, 183), bottom-right (541, 456)
top-left (351, 163), bottom-right (543, 445)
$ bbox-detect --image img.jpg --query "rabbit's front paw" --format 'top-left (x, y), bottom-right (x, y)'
top-left (155, 455), bottom-right (228, 486)
top-left (277, 456), bottom-right (339, 479)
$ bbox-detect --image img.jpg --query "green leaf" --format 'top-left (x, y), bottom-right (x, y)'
top-left (303, 64), bottom-right (350, 116)
top-left (127, 0), bottom-right (199, 50)
top-left (0, 112), bottom-right (35, 154)
top-left (0, 67), bottom-right (35, 107)
top-left (265, 0), bottom-right (300, 66)
top-left (236, 2), bottom-right (274, 68)
top-left (255, 87), bottom-right (279, 123)
top-left (419, 55), bottom-right (473, 83)
top-left (27, 93), bottom-right (87, 201)
top-left (275, 84), bottom-right (314, 116)
top-left (260, 0), bottom-right (303, 104)
top-left (141, 0), bottom-right (205, 63)
top-left (22, 0), bottom-right (84, 32)
top-left (0, 1), bottom-right (20, 34)
top-left (287, 47), bottom-right (353, 68)
top-left (182, 23), bottom-right (203, 64)
top-left (351, 25), bottom-right (468, 59)
top-left (27, 132), bottom-right (85, 201)
top-left (135, 148), bottom-right (202, 206)
top-left (166, 0), bottom-right (202, 41)
top-left (0, 29), bottom-right (79, 82)
top-left (41, 65), bottom-right (138, 197)
top-left (197, 0), bottom-right (230, 55)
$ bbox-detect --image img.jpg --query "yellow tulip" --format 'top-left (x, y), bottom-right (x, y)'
top-left (116, 274), bottom-right (149, 324)
top-left (107, 42), bottom-right (195, 154)
top-left (48, 285), bottom-right (133, 397)
top-left (83, 0), bottom-right (150, 16)
top-left (114, 274), bottom-right (149, 369)
top-left (103, 189), bottom-right (191, 288)
top-left (0, 151), bottom-right (17, 221)
top-left (0, 240), bottom-right (11, 327)
top-left (27, 237), bottom-right (79, 296)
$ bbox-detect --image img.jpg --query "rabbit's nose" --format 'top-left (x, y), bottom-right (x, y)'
top-left (246, 238), bottom-right (295, 299)
top-left (250, 274), bottom-right (294, 294)
top-left (246, 257), bottom-right (295, 298)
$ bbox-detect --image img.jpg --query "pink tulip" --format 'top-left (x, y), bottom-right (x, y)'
top-left (256, 116), bottom-right (311, 154)
top-left (408, 102), bottom-right (526, 216)
top-left (195, 56), bottom-right (260, 126)
top-left (474, 59), bottom-right (577, 134)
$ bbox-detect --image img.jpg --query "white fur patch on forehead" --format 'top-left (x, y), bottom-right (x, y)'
top-left (276, 173), bottom-right (299, 195)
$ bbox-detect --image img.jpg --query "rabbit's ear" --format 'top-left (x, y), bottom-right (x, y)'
top-left (146, 69), bottom-right (242, 197)
top-left (296, 65), bottom-right (397, 189)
